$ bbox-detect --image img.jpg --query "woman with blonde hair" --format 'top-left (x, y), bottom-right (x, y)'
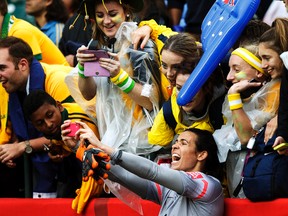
top-left (65, 0), bottom-right (166, 155)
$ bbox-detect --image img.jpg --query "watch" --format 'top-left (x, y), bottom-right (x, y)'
top-left (24, 140), bottom-right (33, 154)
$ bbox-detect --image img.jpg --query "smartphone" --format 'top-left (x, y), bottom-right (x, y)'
top-left (67, 122), bottom-right (81, 137)
top-left (240, 79), bottom-right (262, 99)
top-left (43, 144), bottom-right (64, 156)
top-left (82, 50), bottom-right (110, 77)
top-left (273, 143), bottom-right (288, 151)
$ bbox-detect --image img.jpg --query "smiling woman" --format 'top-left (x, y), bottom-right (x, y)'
top-left (258, 18), bottom-right (287, 80)
top-left (212, 19), bottom-right (284, 199)
top-left (148, 33), bottom-right (226, 148)
top-left (266, 18), bottom-right (288, 152)
top-left (61, 121), bottom-right (224, 216)
top-left (65, 0), bottom-right (167, 155)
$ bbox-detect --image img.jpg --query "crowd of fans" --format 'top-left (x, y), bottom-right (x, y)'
top-left (1, 0), bottom-right (288, 215)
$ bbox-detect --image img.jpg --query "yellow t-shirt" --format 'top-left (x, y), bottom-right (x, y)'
top-left (41, 63), bottom-right (73, 102)
top-left (9, 16), bottom-right (68, 66)
top-left (148, 88), bottom-right (214, 146)
top-left (0, 87), bottom-right (11, 144)
top-left (0, 63), bottom-right (73, 144)
top-left (0, 16), bottom-right (70, 144)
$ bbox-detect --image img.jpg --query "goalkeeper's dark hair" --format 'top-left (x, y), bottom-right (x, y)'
top-left (23, 90), bottom-right (57, 120)
top-left (184, 128), bottom-right (224, 182)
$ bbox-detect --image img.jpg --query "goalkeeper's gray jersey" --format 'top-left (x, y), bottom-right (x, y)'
top-left (109, 150), bottom-right (224, 216)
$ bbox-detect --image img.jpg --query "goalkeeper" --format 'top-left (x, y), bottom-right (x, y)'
top-left (61, 121), bottom-right (224, 216)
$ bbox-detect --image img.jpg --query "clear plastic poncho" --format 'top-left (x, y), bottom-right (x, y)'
top-left (213, 78), bottom-right (281, 163)
top-left (65, 22), bottom-right (163, 155)
top-left (213, 78), bottom-right (280, 197)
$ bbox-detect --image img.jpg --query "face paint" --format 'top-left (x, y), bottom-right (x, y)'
top-left (96, 13), bottom-right (123, 25)
top-left (96, 17), bottom-right (104, 25)
top-left (235, 71), bottom-right (247, 80)
top-left (95, 2), bottom-right (126, 38)
top-left (110, 14), bottom-right (124, 24)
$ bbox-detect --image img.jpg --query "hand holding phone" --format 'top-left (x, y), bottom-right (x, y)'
top-left (240, 79), bottom-right (262, 99)
top-left (43, 144), bottom-right (64, 156)
top-left (82, 50), bottom-right (110, 77)
top-left (273, 143), bottom-right (288, 151)
top-left (81, 49), bottom-right (109, 57)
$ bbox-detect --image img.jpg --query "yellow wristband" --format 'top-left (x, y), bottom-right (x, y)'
top-left (228, 93), bottom-right (243, 110)
top-left (117, 71), bottom-right (129, 85)
top-left (110, 69), bottom-right (125, 84)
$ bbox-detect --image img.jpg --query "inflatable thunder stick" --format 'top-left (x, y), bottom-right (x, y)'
top-left (177, 0), bottom-right (261, 105)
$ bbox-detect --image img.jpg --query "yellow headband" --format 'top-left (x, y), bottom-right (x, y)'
top-left (231, 47), bottom-right (267, 76)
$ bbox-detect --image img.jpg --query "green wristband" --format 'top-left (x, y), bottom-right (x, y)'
top-left (123, 79), bottom-right (135, 94)
top-left (117, 76), bottom-right (129, 88)
top-left (77, 63), bottom-right (86, 78)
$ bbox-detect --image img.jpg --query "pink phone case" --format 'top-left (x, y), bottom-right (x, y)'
top-left (67, 123), bottom-right (81, 137)
top-left (83, 50), bottom-right (110, 77)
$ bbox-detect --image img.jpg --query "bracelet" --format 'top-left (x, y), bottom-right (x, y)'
top-left (77, 63), bottom-right (86, 78)
top-left (141, 83), bottom-right (152, 97)
top-left (110, 70), bottom-right (135, 94)
top-left (110, 69), bottom-right (128, 85)
top-left (228, 93), bottom-right (243, 110)
top-left (111, 149), bottom-right (123, 165)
